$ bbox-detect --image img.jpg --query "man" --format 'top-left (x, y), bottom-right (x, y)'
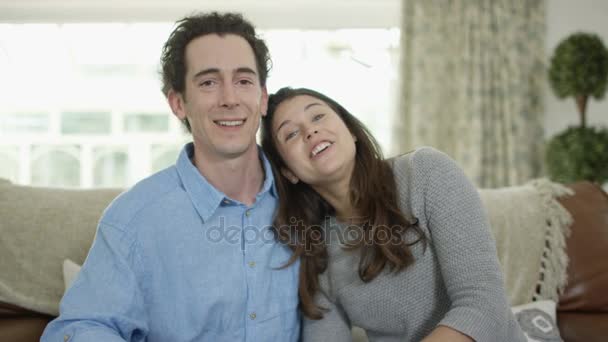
top-left (42, 12), bottom-right (300, 341)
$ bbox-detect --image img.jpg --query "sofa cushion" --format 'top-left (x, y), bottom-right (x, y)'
top-left (557, 182), bottom-right (608, 312)
top-left (0, 179), bottom-right (122, 316)
top-left (62, 259), bottom-right (81, 292)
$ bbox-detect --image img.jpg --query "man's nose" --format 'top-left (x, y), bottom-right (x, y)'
top-left (219, 84), bottom-right (238, 107)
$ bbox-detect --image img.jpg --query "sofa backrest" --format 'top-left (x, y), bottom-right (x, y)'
top-left (0, 179), bottom-right (122, 315)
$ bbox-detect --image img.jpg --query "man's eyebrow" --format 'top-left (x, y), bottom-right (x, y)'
top-left (235, 67), bottom-right (257, 76)
top-left (192, 67), bottom-right (257, 79)
top-left (192, 68), bottom-right (219, 80)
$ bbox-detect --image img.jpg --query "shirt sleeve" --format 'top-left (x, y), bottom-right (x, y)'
top-left (40, 222), bottom-right (148, 342)
top-left (302, 290), bottom-right (352, 342)
top-left (413, 148), bottom-right (522, 341)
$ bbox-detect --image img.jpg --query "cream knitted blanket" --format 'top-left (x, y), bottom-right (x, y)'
top-left (479, 179), bottom-right (573, 305)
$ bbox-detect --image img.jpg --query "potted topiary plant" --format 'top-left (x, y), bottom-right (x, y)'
top-left (546, 32), bottom-right (608, 184)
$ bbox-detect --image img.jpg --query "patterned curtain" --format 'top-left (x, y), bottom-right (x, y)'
top-left (393, 0), bottom-right (546, 187)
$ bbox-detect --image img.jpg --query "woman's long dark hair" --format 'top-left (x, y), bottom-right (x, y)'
top-left (261, 87), bottom-right (425, 319)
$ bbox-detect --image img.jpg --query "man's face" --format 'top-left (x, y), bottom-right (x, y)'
top-left (171, 34), bottom-right (268, 161)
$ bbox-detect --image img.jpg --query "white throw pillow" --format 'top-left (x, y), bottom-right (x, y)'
top-left (62, 259), bottom-right (82, 291)
top-left (511, 300), bottom-right (563, 342)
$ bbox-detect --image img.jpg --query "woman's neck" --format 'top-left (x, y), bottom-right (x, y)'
top-left (313, 176), bottom-right (359, 222)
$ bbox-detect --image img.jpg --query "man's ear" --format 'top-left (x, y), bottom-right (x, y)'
top-left (260, 86), bottom-right (269, 117)
top-left (168, 89), bottom-right (187, 121)
top-left (280, 167), bottom-right (299, 184)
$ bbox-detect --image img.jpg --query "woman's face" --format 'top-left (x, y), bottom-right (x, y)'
top-left (271, 95), bottom-right (357, 186)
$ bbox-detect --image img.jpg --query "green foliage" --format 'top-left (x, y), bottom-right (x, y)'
top-left (549, 32), bottom-right (608, 100)
top-left (546, 126), bottom-right (608, 184)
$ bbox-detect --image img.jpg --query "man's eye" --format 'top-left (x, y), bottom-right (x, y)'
top-left (312, 114), bottom-right (325, 121)
top-left (238, 79), bottom-right (254, 85)
top-left (285, 131), bottom-right (297, 141)
top-left (200, 80), bottom-right (216, 87)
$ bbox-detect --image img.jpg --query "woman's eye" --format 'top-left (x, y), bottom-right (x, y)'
top-left (285, 131), bottom-right (297, 141)
top-left (312, 114), bottom-right (325, 121)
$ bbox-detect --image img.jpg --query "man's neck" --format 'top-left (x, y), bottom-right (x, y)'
top-left (192, 145), bottom-right (265, 206)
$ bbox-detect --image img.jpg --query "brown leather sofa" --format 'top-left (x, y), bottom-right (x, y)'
top-left (1, 181), bottom-right (607, 341)
top-left (556, 182), bottom-right (608, 342)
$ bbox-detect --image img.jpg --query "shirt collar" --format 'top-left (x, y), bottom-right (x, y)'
top-left (176, 142), bottom-right (277, 223)
top-left (259, 147), bottom-right (278, 199)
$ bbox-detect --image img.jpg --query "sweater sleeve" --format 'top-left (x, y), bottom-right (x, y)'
top-left (302, 290), bottom-right (352, 342)
top-left (412, 147), bottom-right (523, 341)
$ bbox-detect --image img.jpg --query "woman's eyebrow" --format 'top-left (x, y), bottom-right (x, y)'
top-left (304, 102), bottom-right (323, 111)
top-left (276, 102), bottom-right (324, 134)
top-left (276, 119), bottom-right (292, 135)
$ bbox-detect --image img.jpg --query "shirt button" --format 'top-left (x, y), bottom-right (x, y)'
top-left (223, 199), bottom-right (230, 205)
top-left (248, 261), bottom-right (256, 268)
top-left (64, 335), bottom-right (70, 342)
top-left (245, 209), bottom-right (251, 216)
top-left (249, 312), bottom-right (257, 320)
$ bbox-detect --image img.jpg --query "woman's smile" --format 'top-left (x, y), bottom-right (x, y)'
top-left (310, 141), bottom-right (334, 159)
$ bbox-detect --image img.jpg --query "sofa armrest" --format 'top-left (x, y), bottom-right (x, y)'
top-left (558, 182), bottom-right (608, 312)
top-left (557, 312), bottom-right (608, 342)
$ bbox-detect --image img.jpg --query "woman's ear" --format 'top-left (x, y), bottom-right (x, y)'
top-left (280, 168), bottom-right (300, 184)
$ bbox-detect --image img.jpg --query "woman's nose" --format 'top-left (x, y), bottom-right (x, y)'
top-left (306, 129), bottom-right (319, 140)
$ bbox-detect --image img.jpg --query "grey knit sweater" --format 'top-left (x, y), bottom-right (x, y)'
top-left (302, 147), bottom-right (527, 342)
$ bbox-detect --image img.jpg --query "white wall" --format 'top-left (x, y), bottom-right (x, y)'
top-left (0, 0), bottom-right (400, 29)
top-left (545, 0), bottom-right (608, 138)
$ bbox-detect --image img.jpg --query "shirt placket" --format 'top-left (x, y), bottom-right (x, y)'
top-left (243, 205), bottom-right (259, 340)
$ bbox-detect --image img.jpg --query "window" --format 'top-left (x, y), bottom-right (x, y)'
top-left (0, 23), bottom-right (399, 187)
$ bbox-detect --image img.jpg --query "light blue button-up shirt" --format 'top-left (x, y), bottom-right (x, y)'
top-left (41, 143), bottom-right (300, 342)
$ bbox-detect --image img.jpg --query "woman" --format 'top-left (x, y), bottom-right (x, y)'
top-left (261, 87), bottom-right (526, 342)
